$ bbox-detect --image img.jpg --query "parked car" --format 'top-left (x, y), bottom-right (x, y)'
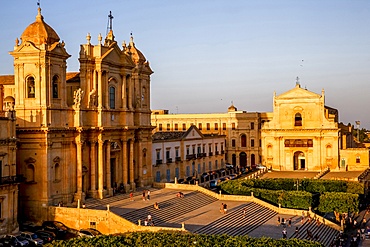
top-left (20, 231), bottom-right (43, 246)
top-left (225, 163), bottom-right (234, 169)
top-left (229, 174), bottom-right (238, 180)
top-left (255, 164), bottom-right (266, 170)
top-left (42, 221), bottom-right (68, 237)
top-left (35, 230), bottom-right (56, 244)
top-left (2, 234), bottom-right (29, 246)
top-left (78, 228), bottom-right (102, 238)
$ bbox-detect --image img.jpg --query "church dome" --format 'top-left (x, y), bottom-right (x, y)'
top-left (20, 8), bottom-right (60, 46)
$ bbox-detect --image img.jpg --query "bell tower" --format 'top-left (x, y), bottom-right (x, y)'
top-left (10, 7), bottom-right (70, 128)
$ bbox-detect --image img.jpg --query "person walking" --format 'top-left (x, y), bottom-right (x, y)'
top-left (242, 207), bottom-right (247, 218)
top-left (147, 190), bottom-right (151, 200)
top-left (130, 192), bottom-right (134, 201)
top-left (223, 203), bottom-right (228, 214)
top-left (282, 228), bottom-right (287, 239)
top-left (288, 218), bottom-right (292, 227)
top-left (277, 216), bottom-right (281, 226)
top-left (142, 190), bottom-right (146, 201)
top-left (220, 203), bottom-right (224, 214)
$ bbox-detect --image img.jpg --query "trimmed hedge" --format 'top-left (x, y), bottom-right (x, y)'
top-left (44, 232), bottom-right (324, 247)
top-left (318, 192), bottom-right (359, 214)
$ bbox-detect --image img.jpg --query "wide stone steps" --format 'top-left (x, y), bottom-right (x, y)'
top-left (290, 220), bottom-right (339, 247)
top-left (195, 202), bottom-right (277, 236)
top-left (120, 191), bottom-right (218, 227)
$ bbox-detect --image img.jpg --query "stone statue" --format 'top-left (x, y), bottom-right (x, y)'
top-left (89, 88), bottom-right (97, 107)
top-left (73, 88), bottom-right (84, 108)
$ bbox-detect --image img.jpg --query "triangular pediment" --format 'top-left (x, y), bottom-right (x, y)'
top-left (13, 41), bottom-right (40, 53)
top-left (277, 85), bottom-right (320, 99)
top-left (48, 43), bottom-right (71, 58)
top-left (182, 125), bottom-right (204, 140)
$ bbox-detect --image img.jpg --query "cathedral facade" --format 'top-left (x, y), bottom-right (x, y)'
top-left (1, 8), bottom-right (153, 222)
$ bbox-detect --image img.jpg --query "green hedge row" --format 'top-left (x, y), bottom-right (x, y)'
top-left (227, 178), bottom-right (364, 194)
top-left (220, 180), bottom-right (312, 209)
top-left (45, 232), bottom-right (324, 247)
top-left (220, 179), bottom-right (360, 212)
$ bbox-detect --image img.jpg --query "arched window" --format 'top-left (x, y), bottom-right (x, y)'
top-left (109, 86), bottom-right (115, 109)
top-left (295, 113), bottom-right (302, 126)
top-left (52, 75), bottom-right (59, 98)
top-left (241, 134), bottom-right (247, 147)
top-left (326, 145), bottom-right (332, 157)
top-left (27, 76), bottom-right (35, 98)
top-left (54, 163), bottom-right (60, 181)
top-left (26, 164), bottom-right (35, 182)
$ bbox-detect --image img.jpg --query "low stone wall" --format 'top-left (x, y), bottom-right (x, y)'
top-left (153, 182), bottom-right (342, 231)
top-left (47, 206), bottom-right (186, 235)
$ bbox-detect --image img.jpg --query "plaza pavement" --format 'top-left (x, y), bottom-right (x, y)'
top-left (85, 187), bottom-right (338, 246)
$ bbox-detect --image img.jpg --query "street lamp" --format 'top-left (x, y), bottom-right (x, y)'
top-left (295, 180), bottom-right (300, 191)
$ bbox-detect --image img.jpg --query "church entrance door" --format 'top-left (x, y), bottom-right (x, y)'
top-left (293, 151), bottom-right (305, 170)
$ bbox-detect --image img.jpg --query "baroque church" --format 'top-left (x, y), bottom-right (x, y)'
top-left (0, 7), bottom-right (153, 222)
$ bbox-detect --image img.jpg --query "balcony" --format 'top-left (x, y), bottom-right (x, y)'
top-left (203, 153), bottom-right (207, 157)
top-left (215, 151), bottom-right (219, 155)
top-left (221, 150), bottom-right (224, 154)
top-left (0, 175), bottom-right (26, 185)
top-left (156, 159), bottom-right (163, 165)
top-left (208, 152), bottom-right (213, 156)
top-left (186, 154), bottom-right (196, 160)
top-left (175, 157), bottom-right (181, 162)
top-left (166, 158), bottom-right (173, 164)
top-left (197, 153), bottom-right (203, 158)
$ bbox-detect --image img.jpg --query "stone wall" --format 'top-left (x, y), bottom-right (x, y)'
top-left (47, 206), bottom-right (186, 235)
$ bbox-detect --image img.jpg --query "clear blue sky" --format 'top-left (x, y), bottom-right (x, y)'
top-left (1, 0), bottom-right (369, 129)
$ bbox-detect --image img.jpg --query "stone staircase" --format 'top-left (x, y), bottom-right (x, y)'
top-left (314, 167), bottom-right (330, 179)
top-left (195, 202), bottom-right (277, 236)
top-left (290, 220), bottom-right (339, 247)
top-left (120, 191), bottom-right (218, 228)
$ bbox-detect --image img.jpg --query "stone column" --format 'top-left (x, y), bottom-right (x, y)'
top-left (106, 140), bottom-right (112, 196)
top-left (121, 75), bottom-right (126, 108)
top-left (98, 139), bottom-right (105, 199)
top-left (74, 139), bottom-right (85, 202)
top-left (138, 142), bottom-right (143, 187)
top-left (90, 141), bottom-right (97, 197)
top-left (128, 76), bottom-right (133, 109)
top-left (122, 140), bottom-right (129, 192)
top-left (97, 70), bottom-right (103, 108)
top-left (129, 140), bottom-right (135, 190)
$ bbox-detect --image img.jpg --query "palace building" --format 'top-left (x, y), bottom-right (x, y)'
top-left (152, 83), bottom-right (369, 173)
top-left (0, 8), bottom-right (153, 222)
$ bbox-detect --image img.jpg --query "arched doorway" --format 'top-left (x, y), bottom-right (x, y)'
top-left (294, 151), bottom-right (305, 170)
top-left (232, 154), bottom-right (236, 167)
top-left (239, 152), bottom-right (247, 168)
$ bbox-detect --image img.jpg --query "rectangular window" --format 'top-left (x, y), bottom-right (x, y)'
top-left (89, 222), bottom-right (97, 229)
top-left (175, 148), bottom-right (179, 157)
top-left (356, 156), bottom-right (361, 163)
top-left (209, 144), bottom-right (212, 153)
top-left (192, 145), bottom-right (196, 154)
top-left (232, 123), bottom-right (236, 130)
top-left (251, 139), bottom-right (255, 147)
top-left (203, 162), bottom-right (206, 173)
top-left (156, 171), bottom-right (161, 182)
top-left (198, 164), bottom-right (201, 174)
top-left (222, 123), bottom-right (226, 130)
top-left (207, 123), bottom-right (210, 130)
top-left (175, 168), bottom-right (179, 179)
top-left (159, 124), bottom-right (162, 131)
top-left (232, 139), bottom-right (236, 147)
top-left (186, 166), bottom-right (190, 177)
top-left (182, 123), bottom-right (186, 130)
top-left (167, 123), bottom-right (170, 131)
top-left (109, 86), bottom-right (115, 109)
top-left (175, 124), bottom-right (178, 130)
top-left (186, 146), bottom-right (190, 155)
top-left (166, 169), bottom-right (171, 182)
top-left (166, 150), bottom-right (170, 159)
top-left (209, 161), bottom-right (212, 171)
top-left (214, 123), bottom-right (218, 130)
top-left (197, 146), bottom-right (201, 154)
top-left (198, 123), bottom-right (202, 130)
top-left (251, 122), bottom-right (254, 130)
top-left (156, 150), bottom-right (161, 160)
